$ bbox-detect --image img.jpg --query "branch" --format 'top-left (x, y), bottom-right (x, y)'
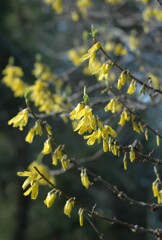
top-left (69, 158), bottom-right (162, 211)
top-left (98, 42), bottom-right (162, 95)
top-left (86, 216), bottom-right (104, 240)
top-left (35, 166), bottom-right (162, 239)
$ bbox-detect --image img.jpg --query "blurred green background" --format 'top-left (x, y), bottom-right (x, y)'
top-left (1, 1), bottom-right (162, 240)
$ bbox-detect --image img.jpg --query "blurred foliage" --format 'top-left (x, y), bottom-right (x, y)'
top-left (1, 0), bottom-right (162, 240)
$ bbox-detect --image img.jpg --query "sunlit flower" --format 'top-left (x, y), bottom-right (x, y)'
top-left (2, 64), bottom-right (28, 97)
top-left (44, 191), bottom-right (57, 208)
top-left (25, 128), bottom-right (35, 143)
top-left (78, 208), bottom-right (84, 227)
top-left (42, 138), bottom-right (53, 155)
top-left (117, 70), bottom-right (130, 90)
top-left (103, 137), bottom-right (109, 152)
top-left (156, 135), bottom-right (160, 147)
top-left (80, 42), bottom-right (101, 63)
top-left (70, 103), bottom-right (85, 120)
top-left (145, 128), bottom-right (149, 141)
top-left (34, 120), bottom-right (43, 136)
top-left (123, 152), bottom-right (127, 170)
top-left (104, 98), bottom-right (122, 113)
top-left (23, 182), bottom-right (39, 200)
top-left (8, 108), bottom-right (29, 131)
top-left (97, 62), bottom-right (113, 81)
top-left (129, 147), bottom-right (136, 162)
top-left (102, 125), bottom-right (117, 138)
top-left (80, 168), bottom-right (91, 189)
top-left (127, 80), bottom-right (136, 94)
top-left (52, 145), bottom-right (64, 165)
top-left (71, 104), bottom-right (97, 135)
top-left (84, 129), bottom-right (102, 145)
top-left (17, 170), bottom-right (39, 200)
top-left (60, 155), bottom-right (69, 170)
top-left (111, 141), bottom-right (120, 156)
top-left (118, 109), bottom-right (130, 126)
top-left (64, 198), bottom-right (75, 217)
top-left (132, 116), bottom-right (141, 134)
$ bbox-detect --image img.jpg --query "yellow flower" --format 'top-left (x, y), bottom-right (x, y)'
top-left (42, 138), bottom-right (52, 154)
top-left (152, 180), bottom-right (159, 197)
top-left (8, 108), bottom-right (29, 131)
top-left (132, 117), bottom-right (141, 134)
top-left (71, 11), bottom-right (79, 21)
top-left (17, 161), bottom-right (55, 199)
top-left (123, 153), bottom-right (127, 170)
top-left (152, 180), bottom-right (162, 204)
top-left (74, 114), bottom-right (97, 135)
top-left (17, 170), bottom-right (39, 200)
top-left (71, 104), bottom-right (97, 135)
top-left (158, 190), bottom-right (162, 204)
top-left (80, 42), bottom-right (101, 63)
top-left (117, 70), bottom-right (130, 90)
top-left (60, 155), bottom-right (69, 170)
top-left (17, 170), bottom-right (38, 189)
top-left (97, 62), bottom-right (113, 81)
top-left (2, 65), bottom-right (23, 77)
top-left (52, 145), bottom-right (64, 165)
top-left (44, 192), bottom-right (57, 208)
top-left (23, 182), bottom-right (39, 200)
top-left (148, 73), bottom-right (159, 89)
top-left (118, 109), bottom-right (130, 126)
top-left (129, 147), bottom-right (136, 162)
top-left (145, 128), bottom-right (148, 141)
top-left (103, 138), bottom-right (109, 152)
top-left (25, 128), bottom-right (35, 143)
top-left (70, 103), bottom-right (85, 120)
top-left (28, 161), bottom-right (56, 186)
top-left (2, 64), bottom-right (28, 97)
top-left (102, 125), bottom-right (117, 138)
top-left (127, 80), bottom-right (136, 94)
top-left (64, 198), bottom-right (75, 218)
top-left (34, 120), bottom-right (43, 136)
top-left (80, 169), bottom-right (91, 189)
top-left (45, 124), bottom-right (52, 136)
top-left (104, 98), bottom-right (122, 113)
top-left (78, 208), bottom-right (84, 227)
top-left (84, 129), bottom-right (102, 145)
top-left (111, 141), bottom-right (120, 156)
top-left (87, 53), bottom-right (101, 74)
top-left (156, 135), bottom-right (160, 147)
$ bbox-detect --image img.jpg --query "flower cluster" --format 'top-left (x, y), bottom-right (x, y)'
top-left (2, 64), bottom-right (28, 97)
top-left (70, 102), bottom-right (117, 153)
top-left (17, 161), bottom-right (55, 199)
top-left (25, 120), bottom-right (43, 143)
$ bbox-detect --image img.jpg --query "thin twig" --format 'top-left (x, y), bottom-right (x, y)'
top-left (87, 216), bottom-right (105, 240)
top-left (98, 43), bottom-right (162, 95)
top-left (35, 166), bottom-right (162, 239)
